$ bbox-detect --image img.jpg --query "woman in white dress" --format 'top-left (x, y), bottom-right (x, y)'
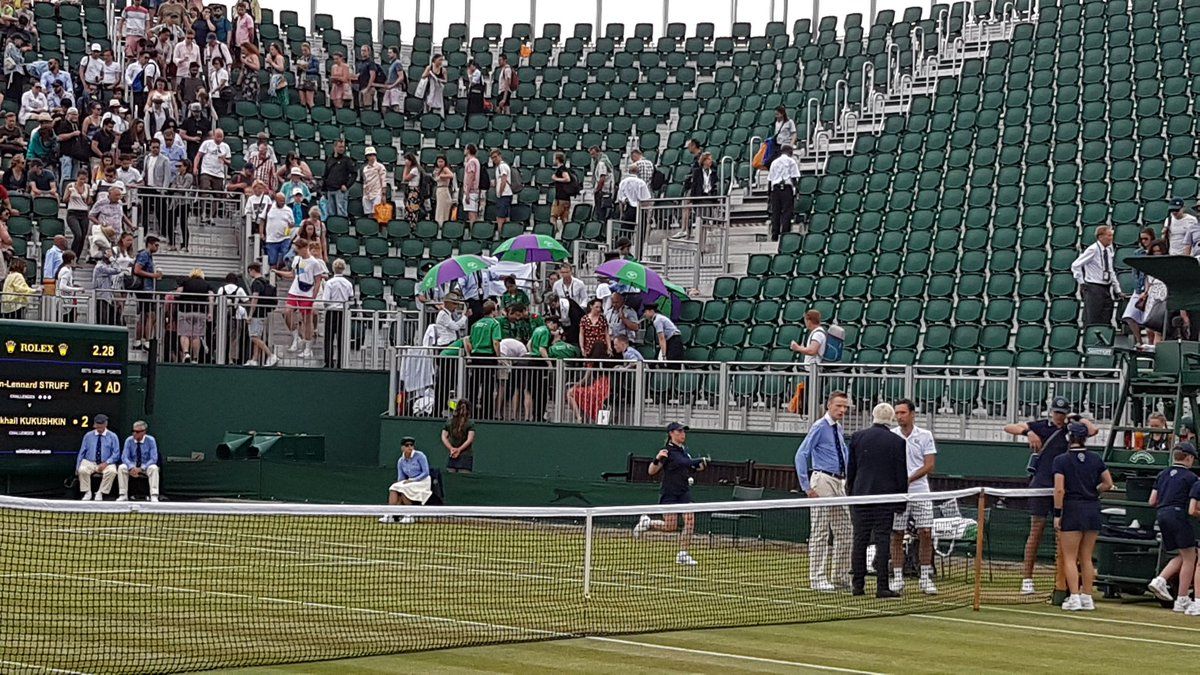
top-left (421, 54), bottom-right (447, 116)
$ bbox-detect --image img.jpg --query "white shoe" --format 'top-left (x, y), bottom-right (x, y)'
top-left (1020, 578), bottom-right (1035, 595)
top-left (670, 230), bottom-right (689, 239)
top-left (676, 551), bottom-right (697, 566)
top-left (265, 354), bottom-right (279, 367)
top-left (632, 514), bottom-right (650, 539)
top-left (149, 495), bottom-right (159, 503)
top-left (299, 348), bottom-right (314, 359)
top-left (1149, 576), bottom-right (1174, 602)
top-left (81, 492), bottom-right (92, 501)
top-left (288, 336), bottom-right (300, 352)
top-left (890, 577), bottom-right (905, 593)
top-left (811, 579), bottom-right (836, 592)
top-left (399, 515), bottom-right (415, 524)
top-left (378, 515), bottom-right (396, 524)
top-left (92, 492), bottom-right (104, 501)
top-left (1174, 596), bottom-right (1192, 613)
top-left (1185, 601), bottom-right (1200, 616)
top-left (1061, 595), bottom-right (1082, 611)
top-left (115, 495), bottom-right (128, 502)
top-left (1079, 595), bottom-right (1095, 611)
top-left (920, 577), bottom-right (938, 595)
top-left (245, 359), bottom-right (259, 367)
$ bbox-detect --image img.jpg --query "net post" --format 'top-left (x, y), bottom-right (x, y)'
top-left (973, 489), bottom-right (986, 611)
top-left (583, 512), bottom-right (593, 600)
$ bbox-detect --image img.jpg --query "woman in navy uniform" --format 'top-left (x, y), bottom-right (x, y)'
top-left (1053, 422), bottom-right (1114, 611)
top-left (1147, 442), bottom-right (1200, 614)
top-left (633, 422), bottom-right (708, 566)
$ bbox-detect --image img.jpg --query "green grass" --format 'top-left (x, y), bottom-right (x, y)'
top-left (1, 506), bottom-right (1055, 674)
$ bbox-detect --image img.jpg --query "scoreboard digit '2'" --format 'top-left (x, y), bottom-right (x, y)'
top-left (0, 320), bottom-right (128, 459)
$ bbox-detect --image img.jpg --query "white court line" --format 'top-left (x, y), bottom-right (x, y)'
top-left (0, 659), bottom-right (92, 675)
top-left (914, 613), bottom-right (1200, 649)
top-left (984, 605), bottom-right (1200, 633)
top-left (584, 636), bottom-right (885, 674)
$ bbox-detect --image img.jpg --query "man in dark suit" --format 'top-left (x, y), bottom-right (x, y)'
top-left (846, 402), bottom-right (909, 598)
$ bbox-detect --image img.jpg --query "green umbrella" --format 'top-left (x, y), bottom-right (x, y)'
top-left (662, 279), bottom-right (689, 301)
top-left (419, 254), bottom-right (493, 292)
top-left (492, 233), bottom-right (570, 263)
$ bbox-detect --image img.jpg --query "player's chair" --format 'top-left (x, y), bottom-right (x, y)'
top-left (706, 485), bottom-right (764, 547)
top-left (932, 499), bottom-right (992, 582)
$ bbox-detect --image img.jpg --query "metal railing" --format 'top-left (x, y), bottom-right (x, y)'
top-left (632, 196), bottom-right (730, 291)
top-left (127, 186), bottom-right (249, 265)
top-left (387, 347), bottom-right (1125, 443)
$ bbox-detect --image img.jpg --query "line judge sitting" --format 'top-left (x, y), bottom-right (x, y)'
top-left (75, 413), bottom-right (121, 501)
top-left (118, 420), bottom-right (160, 502)
top-left (380, 436), bottom-right (432, 524)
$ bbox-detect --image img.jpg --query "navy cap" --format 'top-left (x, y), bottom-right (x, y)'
top-left (1050, 396), bottom-right (1072, 414)
top-left (1181, 417), bottom-right (1197, 434)
top-left (666, 422), bottom-right (689, 433)
top-left (1176, 442), bottom-right (1198, 458)
top-left (1067, 421), bottom-right (1089, 439)
top-left (1171, 197), bottom-right (1186, 209)
top-left (94, 414), bottom-right (109, 424)
top-left (400, 436), bottom-right (415, 445)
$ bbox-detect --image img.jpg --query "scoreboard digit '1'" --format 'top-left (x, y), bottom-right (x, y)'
top-left (0, 320), bottom-right (128, 459)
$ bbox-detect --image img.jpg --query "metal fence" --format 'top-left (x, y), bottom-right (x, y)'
top-left (632, 197), bottom-right (731, 292)
top-left (127, 186), bottom-right (249, 266)
top-left (387, 347), bottom-right (1124, 443)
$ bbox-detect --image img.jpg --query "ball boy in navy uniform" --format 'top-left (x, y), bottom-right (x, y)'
top-left (1148, 442), bottom-right (1200, 614)
top-left (1052, 422), bottom-right (1114, 611)
top-left (633, 422), bottom-right (709, 566)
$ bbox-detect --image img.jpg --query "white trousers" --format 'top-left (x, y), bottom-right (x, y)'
top-left (809, 471), bottom-right (851, 585)
top-left (77, 460), bottom-right (117, 495)
top-left (118, 464), bottom-right (160, 496)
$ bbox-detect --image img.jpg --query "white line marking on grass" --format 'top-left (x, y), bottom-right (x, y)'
top-left (584, 637), bottom-right (885, 674)
top-left (0, 658), bottom-right (92, 675)
top-left (984, 605), bottom-right (1200, 633)
top-left (914, 613), bottom-right (1200, 649)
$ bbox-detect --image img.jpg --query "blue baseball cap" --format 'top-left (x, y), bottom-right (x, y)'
top-left (1067, 421), bottom-right (1089, 440)
top-left (666, 422), bottom-right (689, 433)
top-left (1171, 197), bottom-right (1186, 209)
top-left (1050, 396), bottom-right (1072, 414)
top-left (1175, 442), bottom-right (1198, 458)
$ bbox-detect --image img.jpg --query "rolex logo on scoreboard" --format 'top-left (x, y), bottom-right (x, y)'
top-left (4, 340), bottom-right (13, 354)
top-left (58, 343), bottom-right (69, 357)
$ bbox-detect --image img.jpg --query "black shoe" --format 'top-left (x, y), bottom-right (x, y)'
top-left (851, 587), bottom-right (865, 596)
top-left (876, 589), bottom-right (901, 599)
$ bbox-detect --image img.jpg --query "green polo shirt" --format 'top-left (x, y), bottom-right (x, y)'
top-left (500, 290), bottom-right (530, 310)
top-left (548, 342), bottom-right (581, 360)
top-left (467, 317), bottom-right (501, 355)
top-left (439, 339), bottom-right (464, 357)
top-left (529, 325), bottom-right (551, 355)
top-left (498, 316), bottom-right (533, 343)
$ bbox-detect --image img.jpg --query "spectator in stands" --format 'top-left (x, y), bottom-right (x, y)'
top-left (41, 234), bottom-right (68, 294)
top-left (121, 0), bottom-right (152, 58)
top-left (63, 172), bottom-right (93, 257)
top-left (265, 43), bottom-right (288, 106)
top-left (280, 159), bottom-right (313, 193)
top-left (1070, 225), bottom-right (1121, 328)
top-left (399, 153), bottom-right (422, 224)
top-left (442, 399), bottom-right (476, 473)
top-left (236, 41), bottom-right (262, 102)
top-left (0, 112), bottom-right (26, 156)
top-left (578, 298), bottom-right (611, 358)
top-left (589, 146), bottom-right (615, 223)
top-left (462, 144), bottom-right (481, 223)
top-left (18, 81), bottom-right (47, 125)
top-left (421, 53), bottom-right (447, 116)
top-left (279, 237), bottom-right (328, 360)
top-left (102, 100), bottom-right (129, 135)
top-left (328, 51), bottom-right (352, 110)
top-left (433, 155), bottom-right (455, 225)
top-left (323, 139), bottom-right (355, 217)
top-left (90, 117), bottom-right (119, 167)
top-left (550, 152), bottom-right (573, 235)
top-left (1124, 237), bottom-right (1168, 346)
top-left (215, 271), bottom-right (248, 364)
top-left (490, 149), bottom-right (513, 229)
top-left (463, 60), bottom-right (484, 114)
top-left (2, 34), bottom-right (28, 102)
top-left (767, 144), bottom-right (800, 241)
top-left (796, 390), bottom-right (853, 592)
top-left (552, 263), bottom-right (588, 307)
top-left (1003, 396), bottom-right (1098, 596)
top-left (1147, 442), bottom-right (1200, 614)
top-left (643, 303), bottom-right (683, 361)
top-left (355, 145), bottom-right (386, 218)
top-left (79, 43), bottom-right (105, 100)
top-left (1, 155), bottom-right (26, 194)
top-left (499, 275), bottom-right (529, 310)
top-left (293, 42), bottom-right (319, 109)
top-left (567, 344), bottom-right (612, 424)
top-left (262, 191), bottom-right (293, 268)
top-left (55, 252), bottom-right (82, 322)
top-left (174, 268), bottom-right (211, 363)
top-left (605, 290), bottom-right (639, 343)
top-left (173, 30), bottom-right (200, 82)
top-left (57, 107), bottom-right (90, 187)
top-left (1121, 228), bottom-right (1157, 343)
top-left (630, 149), bottom-right (654, 183)
top-left (773, 106), bottom-right (797, 150)
top-left (790, 309), bottom-right (828, 364)
top-left (1165, 197), bottom-right (1196, 256)
top-left (118, 420), bottom-right (161, 502)
top-left (178, 102), bottom-right (210, 158)
top-left (678, 151), bottom-right (716, 239)
top-left (116, 153), bottom-right (144, 189)
top-left (127, 52), bottom-right (161, 117)
top-left (1, 258), bottom-right (36, 319)
top-left (92, 248), bottom-right (122, 325)
top-left (616, 166), bottom-right (651, 226)
top-left (132, 235), bottom-right (163, 348)
top-left (322, 258), bottom-right (355, 369)
top-left (433, 291), bottom-right (468, 347)
top-left (167, 161), bottom-right (194, 249)
top-left (76, 414), bottom-right (121, 501)
top-left (231, 2), bottom-right (256, 59)
top-left (1054, 422), bottom-right (1113, 612)
top-left (295, 209), bottom-right (327, 262)
top-left (633, 422), bottom-right (708, 566)
top-left (382, 47), bottom-right (406, 113)
top-left (193, 127), bottom-right (230, 192)
top-left (355, 44), bottom-right (379, 111)
top-left (495, 53), bottom-right (514, 114)
top-left (245, 262), bottom-right (277, 367)
top-left (381, 436), bottom-right (432, 522)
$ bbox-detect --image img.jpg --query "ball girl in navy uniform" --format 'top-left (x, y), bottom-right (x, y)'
top-left (1147, 442), bottom-right (1200, 614)
top-left (1052, 422), bottom-right (1114, 611)
top-left (632, 422), bottom-right (709, 566)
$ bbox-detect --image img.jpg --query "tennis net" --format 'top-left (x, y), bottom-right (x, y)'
top-left (0, 488), bottom-right (1053, 674)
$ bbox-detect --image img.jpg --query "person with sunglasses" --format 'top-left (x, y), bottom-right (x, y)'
top-left (380, 436), bottom-right (432, 524)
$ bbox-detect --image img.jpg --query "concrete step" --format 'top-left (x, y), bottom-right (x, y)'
top-left (155, 252), bottom-right (243, 281)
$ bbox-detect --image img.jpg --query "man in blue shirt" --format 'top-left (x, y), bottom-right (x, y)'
top-left (381, 436), bottom-right (433, 524)
top-left (1003, 396), bottom-right (1097, 595)
top-left (1147, 442), bottom-right (1200, 613)
top-left (633, 422), bottom-right (708, 565)
top-left (118, 420), bottom-right (160, 502)
top-left (42, 235), bottom-right (68, 294)
top-left (75, 414), bottom-right (121, 501)
top-left (795, 390), bottom-right (852, 591)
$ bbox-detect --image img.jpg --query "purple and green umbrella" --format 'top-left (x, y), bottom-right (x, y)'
top-left (595, 259), bottom-right (670, 297)
top-left (492, 233), bottom-right (570, 263)
top-left (419, 254), bottom-right (493, 292)
top-left (654, 279), bottom-right (690, 320)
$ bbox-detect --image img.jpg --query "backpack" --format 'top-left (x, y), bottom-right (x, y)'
top-left (252, 277), bottom-right (278, 309)
top-left (477, 161), bottom-right (491, 191)
top-left (816, 325), bottom-right (845, 362)
top-left (507, 165), bottom-right (524, 193)
top-left (509, 67), bottom-right (519, 90)
top-left (649, 168), bottom-right (667, 192)
top-left (562, 170), bottom-right (582, 197)
top-left (419, 171), bottom-right (436, 204)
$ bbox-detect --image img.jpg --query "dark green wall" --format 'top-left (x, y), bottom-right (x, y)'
top-left (147, 365), bottom-right (388, 466)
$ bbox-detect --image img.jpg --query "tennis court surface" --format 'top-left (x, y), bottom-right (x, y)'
top-left (0, 490), bottom-right (1181, 674)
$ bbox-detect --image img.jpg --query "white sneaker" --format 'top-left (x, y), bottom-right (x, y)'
top-left (1061, 595), bottom-right (1082, 611)
top-left (288, 336), bottom-right (300, 353)
top-left (115, 495), bottom-right (127, 502)
top-left (1174, 596), bottom-right (1192, 613)
top-left (890, 577), bottom-right (905, 593)
top-left (1149, 576), bottom-right (1174, 602)
top-left (265, 353), bottom-right (279, 367)
top-left (920, 577), bottom-right (939, 595)
top-left (676, 551), bottom-right (697, 566)
top-left (1185, 602), bottom-right (1200, 616)
top-left (811, 579), bottom-right (836, 592)
top-left (632, 514), bottom-right (651, 539)
top-left (92, 492), bottom-right (104, 501)
top-left (245, 359), bottom-right (259, 367)
top-left (670, 230), bottom-right (689, 239)
top-left (81, 492), bottom-right (92, 501)
top-left (299, 348), bottom-right (314, 359)
top-left (1079, 595), bottom-right (1095, 611)
top-left (399, 515), bottom-right (415, 524)
top-left (378, 515), bottom-right (396, 524)
top-left (149, 495), bottom-right (159, 503)
top-left (1020, 578), bottom-right (1035, 595)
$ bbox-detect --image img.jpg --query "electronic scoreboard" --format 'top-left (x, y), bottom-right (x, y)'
top-left (0, 320), bottom-right (128, 460)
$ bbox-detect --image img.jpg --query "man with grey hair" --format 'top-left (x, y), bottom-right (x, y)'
top-left (118, 420), bottom-right (160, 502)
top-left (1070, 225), bottom-right (1121, 327)
top-left (846, 402), bottom-right (908, 598)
